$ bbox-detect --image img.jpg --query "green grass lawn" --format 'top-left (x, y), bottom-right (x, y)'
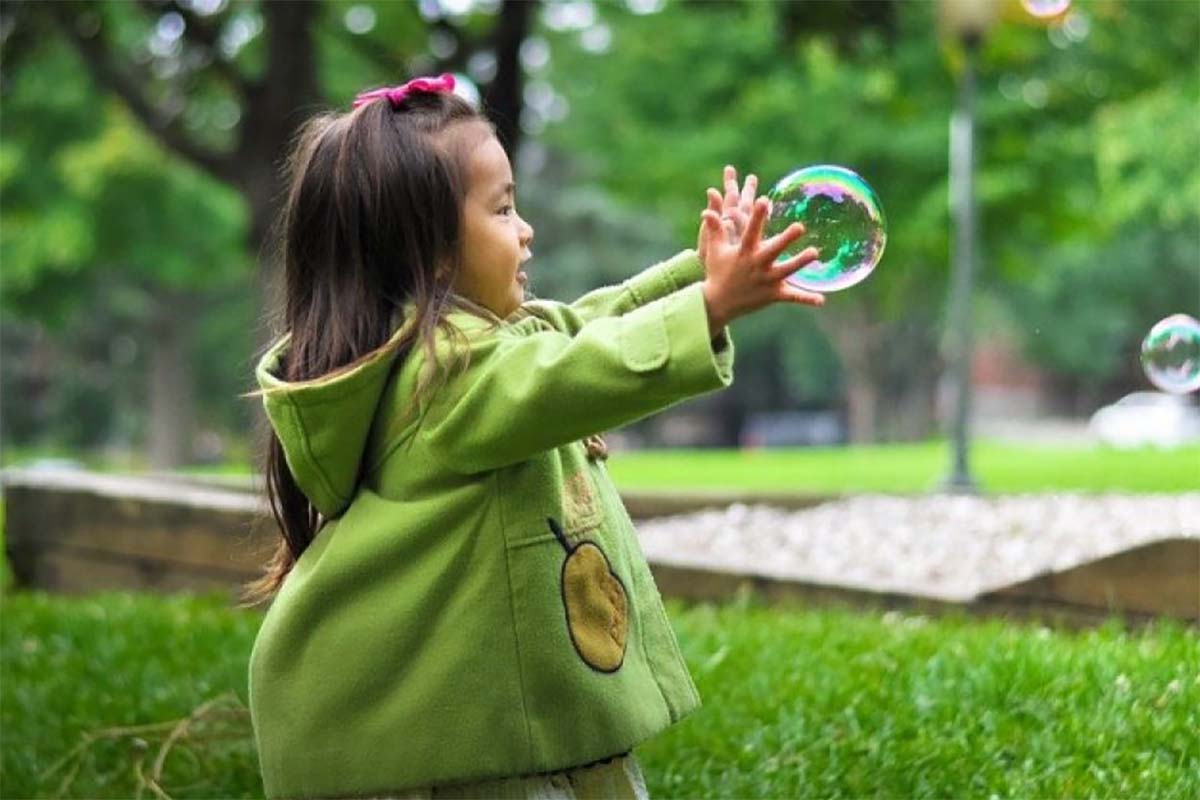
top-left (5, 440), bottom-right (1199, 493)
top-left (606, 441), bottom-right (1200, 494)
top-left (2, 589), bottom-right (1195, 798)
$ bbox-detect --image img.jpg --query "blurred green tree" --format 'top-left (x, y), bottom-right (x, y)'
top-left (2, 0), bottom-right (536, 465)
top-left (1, 65), bottom-right (248, 462)
top-left (539, 0), bottom-right (1198, 441)
top-left (979, 0), bottom-right (1200, 410)
top-left (543, 1), bottom-right (950, 441)
top-left (3, 0), bottom-right (1195, 460)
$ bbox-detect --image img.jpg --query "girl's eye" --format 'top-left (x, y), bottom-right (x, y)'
top-left (498, 205), bottom-right (514, 216)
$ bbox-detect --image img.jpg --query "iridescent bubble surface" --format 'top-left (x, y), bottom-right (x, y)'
top-left (1021, 0), bottom-right (1071, 19)
top-left (1141, 314), bottom-right (1200, 394)
top-left (764, 164), bottom-right (887, 292)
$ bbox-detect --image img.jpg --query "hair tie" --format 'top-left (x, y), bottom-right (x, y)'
top-left (352, 73), bottom-right (456, 110)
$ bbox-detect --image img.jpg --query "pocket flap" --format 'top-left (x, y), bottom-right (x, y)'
top-left (619, 305), bottom-right (668, 372)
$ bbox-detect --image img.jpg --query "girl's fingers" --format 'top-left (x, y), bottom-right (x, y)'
top-left (760, 220), bottom-right (807, 264)
top-left (768, 245), bottom-right (821, 281)
top-left (698, 212), bottom-right (716, 261)
top-left (740, 174), bottom-right (757, 215)
top-left (739, 197), bottom-right (770, 256)
top-left (758, 217), bottom-right (806, 263)
top-left (779, 283), bottom-right (826, 307)
top-left (708, 187), bottom-right (741, 240)
top-left (724, 165), bottom-right (739, 210)
top-left (706, 188), bottom-right (723, 216)
top-left (723, 217), bottom-right (740, 242)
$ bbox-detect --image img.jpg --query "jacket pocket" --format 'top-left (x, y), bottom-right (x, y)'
top-left (618, 304), bottom-right (668, 373)
top-left (508, 518), bottom-right (630, 675)
top-left (503, 515), bottom-right (673, 767)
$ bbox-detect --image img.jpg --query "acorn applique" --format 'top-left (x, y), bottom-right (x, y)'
top-left (547, 517), bottom-right (628, 673)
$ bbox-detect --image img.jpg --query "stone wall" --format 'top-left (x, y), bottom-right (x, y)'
top-left (3, 468), bottom-right (1194, 626)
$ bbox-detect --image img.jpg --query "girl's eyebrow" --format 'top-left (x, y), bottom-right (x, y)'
top-left (492, 181), bottom-right (516, 201)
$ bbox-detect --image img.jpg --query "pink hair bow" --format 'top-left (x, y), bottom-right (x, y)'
top-left (352, 73), bottom-right (456, 109)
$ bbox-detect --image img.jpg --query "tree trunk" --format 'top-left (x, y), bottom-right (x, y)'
top-left (147, 289), bottom-right (196, 469)
top-left (821, 302), bottom-right (880, 443)
top-left (237, 0), bottom-right (321, 360)
top-left (884, 372), bottom-right (938, 441)
top-left (247, 190), bottom-right (286, 358)
top-left (484, 0), bottom-right (534, 157)
top-left (820, 301), bottom-right (941, 444)
top-left (844, 367), bottom-right (879, 444)
top-left (878, 317), bottom-right (941, 441)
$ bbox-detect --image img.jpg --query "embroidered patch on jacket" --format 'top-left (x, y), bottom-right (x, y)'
top-left (548, 517), bottom-right (628, 673)
top-left (563, 468), bottom-right (602, 535)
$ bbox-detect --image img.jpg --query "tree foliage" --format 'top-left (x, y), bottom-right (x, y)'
top-left (2, 0), bottom-right (1196, 454)
top-left (538, 0), bottom-right (1199, 436)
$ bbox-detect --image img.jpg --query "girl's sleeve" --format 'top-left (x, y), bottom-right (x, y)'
top-left (423, 281), bottom-right (732, 474)
top-left (521, 249), bottom-right (706, 336)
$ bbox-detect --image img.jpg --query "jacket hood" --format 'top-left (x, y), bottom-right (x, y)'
top-left (255, 325), bottom-right (410, 520)
top-left (254, 301), bottom-right (502, 519)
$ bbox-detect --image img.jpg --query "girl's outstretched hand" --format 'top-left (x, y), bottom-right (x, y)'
top-left (696, 195), bottom-right (824, 337)
top-left (697, 165), bottom-right (756, 259)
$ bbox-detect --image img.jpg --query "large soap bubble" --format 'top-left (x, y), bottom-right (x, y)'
top-left (763, 164), bottom-right (887, 293)
top-left (1141, 313), bottom-right (1200, 394)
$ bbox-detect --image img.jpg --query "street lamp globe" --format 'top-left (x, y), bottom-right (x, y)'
top-left (937, 0), bottom-right (1001, 46)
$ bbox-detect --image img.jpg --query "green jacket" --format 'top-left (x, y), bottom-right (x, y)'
top-left (248, 249), bottom-right (734, 798)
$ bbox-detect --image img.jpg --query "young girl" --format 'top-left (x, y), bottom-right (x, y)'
top-left (241, 73), bottom-right (823, 800)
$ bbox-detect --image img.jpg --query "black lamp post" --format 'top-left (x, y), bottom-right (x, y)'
top-left (938, 0), bottom-right (999, 493)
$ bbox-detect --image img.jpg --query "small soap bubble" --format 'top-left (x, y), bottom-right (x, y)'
top-left (1022, 0), bottom-right (1071, 19)
top-left (1141, 314), bottom-right (1200, 394)
top-left (764, 164), bottom-right (887, 292)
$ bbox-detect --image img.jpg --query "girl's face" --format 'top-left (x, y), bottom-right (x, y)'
top-left (454, 134), bottom-right (534, 319)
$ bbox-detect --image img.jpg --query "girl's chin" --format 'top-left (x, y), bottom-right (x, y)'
top-left (498, 286), bottom-right (525, 318)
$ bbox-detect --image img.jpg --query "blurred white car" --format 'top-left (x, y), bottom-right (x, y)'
top-left (1088, 391), bottom-right (1200, 448)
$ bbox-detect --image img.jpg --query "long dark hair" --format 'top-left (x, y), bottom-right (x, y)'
top-left (236, 88), bottom-right (496, 609)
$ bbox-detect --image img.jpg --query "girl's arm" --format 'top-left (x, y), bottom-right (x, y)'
top-left (422, 281), bottom-right (731, 474)
top-left (520, 249), bottom-right (704, 336)
top-left (522, 167), bottom-right (758, 335)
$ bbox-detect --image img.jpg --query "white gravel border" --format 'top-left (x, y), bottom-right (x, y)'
top-left (634, 493), bottom-right (1200, 602)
